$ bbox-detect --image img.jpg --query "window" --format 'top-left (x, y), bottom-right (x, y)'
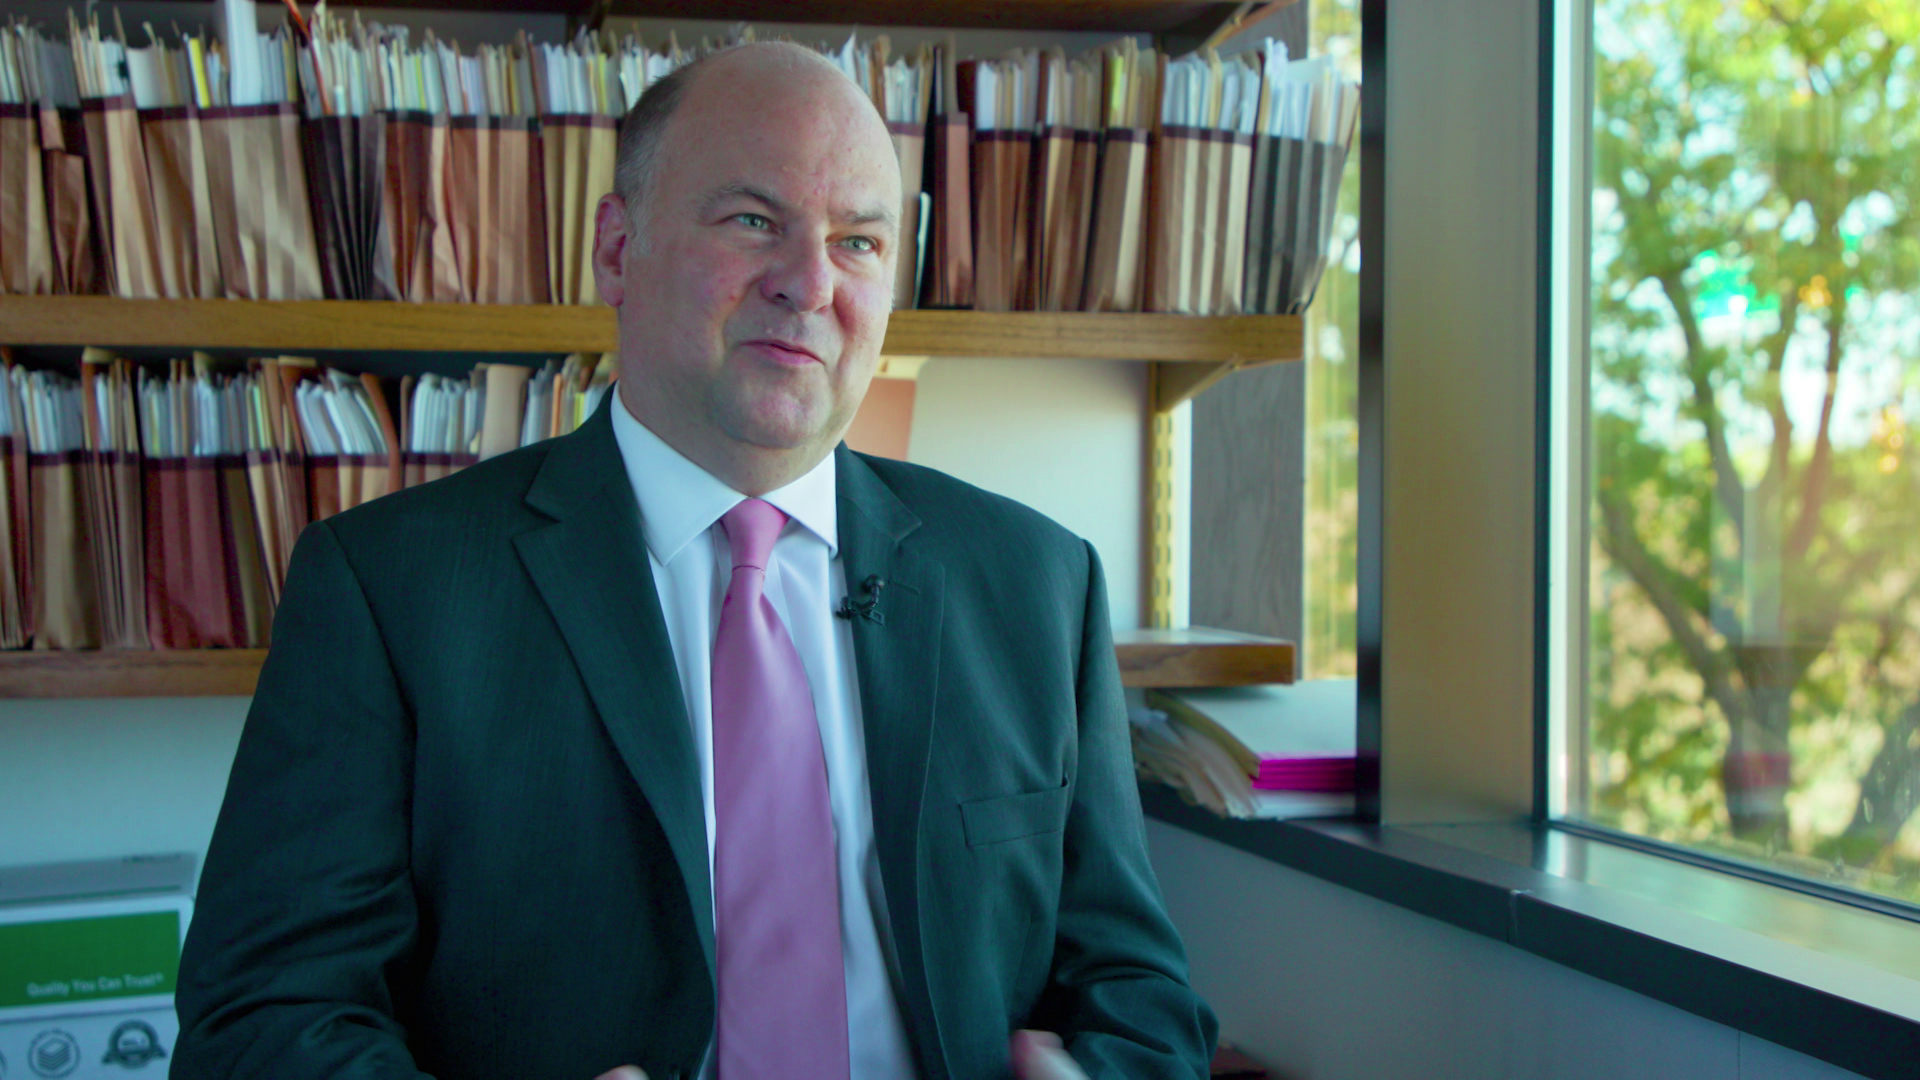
top-left (1303, 0), bottom-right (1362, 679)
top-left (1555, 0), bottom-right (1920, 905)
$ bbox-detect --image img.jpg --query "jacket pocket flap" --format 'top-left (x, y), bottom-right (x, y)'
top-left (960, 781), bottom-right (1071, 848)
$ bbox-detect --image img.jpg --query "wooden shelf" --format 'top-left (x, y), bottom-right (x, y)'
top-left (0, 649), bottom-right (268, 699)
top-left (0, 297), bottom-right (1301, 365)
top-left (0, 629), bottom-right (1290, 698)
top-left (1114, 626), bottom-right (1296, 688)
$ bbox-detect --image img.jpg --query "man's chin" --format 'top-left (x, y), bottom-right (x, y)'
top-left (722, 414), bottom-right (835, 457)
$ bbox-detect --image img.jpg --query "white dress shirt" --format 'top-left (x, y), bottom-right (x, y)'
top-left (610, 394), bottom-right (919, 1080)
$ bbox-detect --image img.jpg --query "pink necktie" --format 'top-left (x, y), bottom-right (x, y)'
top-left (711, 499), bottom-right (850, 1080)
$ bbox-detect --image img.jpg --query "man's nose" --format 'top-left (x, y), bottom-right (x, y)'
top-left (760, 236), bottom-right (835, 313)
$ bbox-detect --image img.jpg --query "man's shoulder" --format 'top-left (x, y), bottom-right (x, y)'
top-left (319, 438), bottom-right (561, 556)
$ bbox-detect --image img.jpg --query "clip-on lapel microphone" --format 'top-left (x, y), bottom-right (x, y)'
top-left (834, 575), bottom-right (886, 624)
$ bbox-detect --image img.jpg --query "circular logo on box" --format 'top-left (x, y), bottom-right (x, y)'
top-left (101, 1020), bottom-right (167, 1069)
top-left (26, 1031), bottom-right (78, 1078)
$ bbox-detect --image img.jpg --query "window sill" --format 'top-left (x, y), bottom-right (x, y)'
top-left (1140, 783), bottom-right (1920, 1080)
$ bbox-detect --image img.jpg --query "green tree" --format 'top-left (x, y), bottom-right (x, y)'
top-left (1303, 0), bottom-right (1361, 678)
top-left (1589, 0), bottom-right (1919, 867)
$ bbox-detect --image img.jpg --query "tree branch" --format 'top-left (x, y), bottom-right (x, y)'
top-left (1599, 487), bottom-right (1749, 729)
top-left (1658, 271), bottom-right (1747, 546)
top-left (1757, 287), bottom-right (1801, 497)
top-left (1788, 292), bottom-right (1847, 562)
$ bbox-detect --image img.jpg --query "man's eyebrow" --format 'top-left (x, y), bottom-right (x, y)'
top-left (841, 205), bottom-right (898, 231)
top-left (698, 182), bottom-right (783, 217)
top-left (700, 182), bottom-right (898, 233)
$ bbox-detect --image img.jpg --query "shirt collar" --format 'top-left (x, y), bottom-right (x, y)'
top-left (610, 390), bottom-right (839, 564)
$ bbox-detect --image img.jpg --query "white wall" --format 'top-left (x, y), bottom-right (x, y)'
top-left (1147, 820), bottom-right (1870, 1080)
top-left (909, 357), bottom-right (1147, 626)
top-left (0, 697), bottom-right (247, 871)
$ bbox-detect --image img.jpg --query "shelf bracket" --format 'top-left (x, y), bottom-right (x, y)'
top-left (1146, 362), bottom-right (1221, 631)
top-left (1151, 359), bottom-right (1242, 414)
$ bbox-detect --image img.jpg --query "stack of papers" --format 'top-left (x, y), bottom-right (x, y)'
top-left (1132, 680), bottom-right (1356, 820)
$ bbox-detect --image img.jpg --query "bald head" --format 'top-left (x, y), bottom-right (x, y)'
top-left (590, 37), bottom-right (903, 495)
top-left (613, 42), bottom-right (896, 246)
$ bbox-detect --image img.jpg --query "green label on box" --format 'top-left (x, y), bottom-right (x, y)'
top-left (0, 911), bottom-right (179, 1009)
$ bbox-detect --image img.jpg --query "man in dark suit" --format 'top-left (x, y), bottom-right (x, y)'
top-left (173, 42), bottom-right (1215, 1080)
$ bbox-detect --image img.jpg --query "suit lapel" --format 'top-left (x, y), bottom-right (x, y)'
top-left (514, 402), bottom-right (716, 981)
top-left (836, 445), bottom-right (952, 1080)
top-left (511, 425), bottom-right (947, 1064)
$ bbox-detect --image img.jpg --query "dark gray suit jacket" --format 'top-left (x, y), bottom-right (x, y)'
top-left (173, 398), bottom-right (1216, 1079)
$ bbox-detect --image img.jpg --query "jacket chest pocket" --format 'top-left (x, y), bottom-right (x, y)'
top-left (959, 780), bottom-right (1072, 848)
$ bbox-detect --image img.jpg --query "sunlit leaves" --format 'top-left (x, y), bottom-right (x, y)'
top-left (1587, 0), bottom-right (1920, 889)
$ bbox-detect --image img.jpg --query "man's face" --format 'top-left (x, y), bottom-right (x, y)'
top-left (609, 58), bottom-right (901, 465)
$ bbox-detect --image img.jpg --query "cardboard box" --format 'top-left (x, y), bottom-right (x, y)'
top-left (0, 855), bottom-right (193, 1079)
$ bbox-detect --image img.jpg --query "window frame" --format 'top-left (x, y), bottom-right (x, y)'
top-left (1145, 0), bottom-right (1920, 1075)
top-left (1538, 0), bottom-right (1920, 922)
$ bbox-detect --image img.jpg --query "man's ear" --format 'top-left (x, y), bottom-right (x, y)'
top-left (592, 194), bottom-right (632, 309)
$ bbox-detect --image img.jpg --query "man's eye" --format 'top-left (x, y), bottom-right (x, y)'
top-left (841, 236), bottom-right (877, 253)
top-left (734, 213), bottom-right (771, 230)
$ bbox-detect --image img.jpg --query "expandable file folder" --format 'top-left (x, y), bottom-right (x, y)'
top-left (480, 362), bottom-right (532, 461)
top-left (1243, 48), bottom-right (1358, 315)
top-left (1032, 126), bottom-right (1097, 311)
top-left (142, 105), bottom-right (223, 298)
top-left (305, 112), bottom-right (391, 301)
top-left (920, 42), bottom-right (973, 310)
top-left (541, 113), bottom-right (616, 307)
top-left (11, 363), bottom-right (103, 649)
top-left (79, 95), bottom-right (165, 299)
top-left (0, 353), bottom-right (33, 648)
top-left (888, 120), bottom-right (927, 310)
top-left (447, 115), bottom-right (550, 306)
top-left (1146, 125), bottom-right (1198, 313)
top-left (29, 442), bottom-right (101, 648)
top-left (971, 128), bottom-right (1033, 311)
top-left (1148, 49), bottom-right (1265, 316)
top-left (963, 52), bottom-right (1039, 312)
top-left (141, 358), bottom-right (247, 648)
top-left (380, 110), bottom-right (461, 302)
top-left (0, 104), bottom-right (53, 295)
top-left (1081, 39), bottom-right (1157, 313)
top-left (202, 104), bottom-right (325, 300)
top-left (1082, 127), bottom-right (1149, 311)
top-left (78, 351), bottom-right (148, 649)
top-left (252, 357), bottom-right (312, 601)
top-left (531, 33), bottom-right (628, 308)
top-left (42, 106), bottom-right (100, 295)
top-left (1029, 48), bottom-right (1078, 311)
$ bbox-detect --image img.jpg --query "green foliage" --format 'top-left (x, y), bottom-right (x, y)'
top-left (1304, 0), bottom-right (1362, 678)
top-left (1587, 0), bottom-right (1920, 889)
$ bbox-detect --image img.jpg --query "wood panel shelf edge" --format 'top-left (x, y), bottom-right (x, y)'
top-left (0, 629), bottom-right (1292, 698)
top-left (0, 297), bottom-right (1302, 365)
